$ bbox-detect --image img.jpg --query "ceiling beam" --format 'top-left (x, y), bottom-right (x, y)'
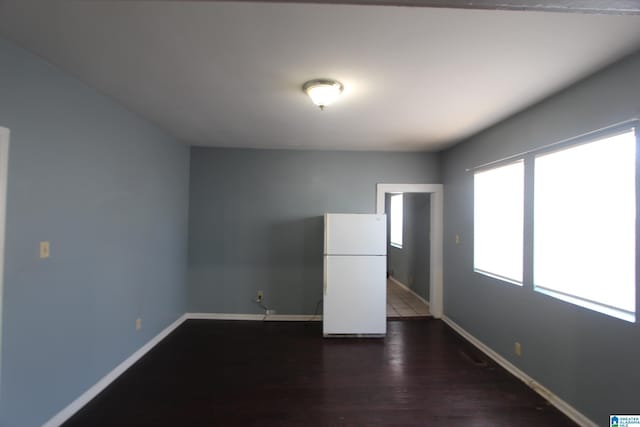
top-left (144, 0), bottom-right (640, 14)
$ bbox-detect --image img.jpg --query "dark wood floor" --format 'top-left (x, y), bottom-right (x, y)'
top-left (64, 319), bottom-right (577, 427)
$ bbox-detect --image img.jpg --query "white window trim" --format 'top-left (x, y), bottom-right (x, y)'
top-left (473, 160), bottom-right (524, 286)
top-left (474, 269), bottom-right (523, 287)
top-left (468, 122), bottom-right (638, 323)
top-left (531, 126), bottom-right (637, 323)
top-left (535, 286), bottom-right (635, 323)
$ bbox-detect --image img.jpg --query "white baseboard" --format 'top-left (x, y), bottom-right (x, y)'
top-left (41, 311), bottom-right (322, 426)
top-left (389, 276), bottom-right (430, 307)
top-left (187, 312), bottom-right (322, 321)
top-left (442, 316), bottom-right (597, 427)
top-left (42, 312), bottom-right (590, 427)
top-left (42, 313), bottom-right (189, 427)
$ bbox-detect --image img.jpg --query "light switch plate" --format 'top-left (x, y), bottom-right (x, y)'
top-left (39, 241), bottom-right (50, 259)
top-left (514, 342), bottom-right (522, 357)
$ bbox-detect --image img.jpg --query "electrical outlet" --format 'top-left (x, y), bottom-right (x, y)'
top-left (136, 318), bottom-right (142, 331)
top-left (455, 234), bottom-right (461, 245)
top-left (266, 309), bottom-right (276, 315)
top-left (514, 342), bottom-right (522, 357)
top-left (256, 290), bottom-right (264, 303)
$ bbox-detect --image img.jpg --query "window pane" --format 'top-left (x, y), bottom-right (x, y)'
top-left (390, 194), bottom-right (403, 247)
top-left (474, 161), bottom-right (524, 284)
top-left (534, 129), bottom-right (636, 316)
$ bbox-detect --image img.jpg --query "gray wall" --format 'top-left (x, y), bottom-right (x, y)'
top-left (0, 38), bottom-right (190, 427)
top-left (387, 193), bottom-right (430, 300)
top-left (441, 51), bottom-right (640, 424)
top-left (188, 148), bottom-right (439, 314)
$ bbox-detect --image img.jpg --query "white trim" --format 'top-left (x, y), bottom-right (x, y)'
top-left (534, 286), bottom-right (635, 323)
top-left (30, 310), bottom-right (598, 427)
top-left (187, 312), bottom-right (322, 321)
top-left (377, 183), bottom-right (443, 319)
top-left (389, 276), bottom-right (430, 307)
top-left (442, 316), bottom-right (597, 427)
top-left (188, 312), bottom-right (264, 321)
top-left (0, 127), bottom-right (9, 398)
top-left (475, 269), bottom-right (523, 287)
top-left (42, 314), bottom-right (189, 427)
top-left (430, 188), bottom-right (444, 318)
top-left (41, 311), bottom-right (324, 426)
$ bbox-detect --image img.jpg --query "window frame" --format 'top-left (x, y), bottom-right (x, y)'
top-left (473, 159), bottom-right (525, 286)
top-left (471, 121), bottom-right (638, 323)
top-left (531, 126), bottom-right (637, 323)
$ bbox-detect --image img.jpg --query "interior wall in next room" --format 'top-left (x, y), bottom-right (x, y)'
top-left (386, 193), bottom-right (431, 301)
top-left (187, 148), bottom-right (440, 315)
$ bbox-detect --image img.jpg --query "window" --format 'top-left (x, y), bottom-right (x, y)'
top-left (390, 193), bottom-right (403, 248)
top-left (472, 126), bottom-right (637, 322)
top-left (473, 161), bottom-right (524, 285)
top-left (534, 129), bottom-right (636, 322)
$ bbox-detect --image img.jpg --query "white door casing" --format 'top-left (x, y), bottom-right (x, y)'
top-left (0, 127), bottom-right (10, 395)
top-left (376, 184), bottom-right (443, 319)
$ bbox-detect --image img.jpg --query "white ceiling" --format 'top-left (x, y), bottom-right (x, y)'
top-left (1, 2), bottom-right (639, 151)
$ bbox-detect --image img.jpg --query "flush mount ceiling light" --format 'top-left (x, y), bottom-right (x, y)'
top-left (303, 79), bottom-right (344, 111)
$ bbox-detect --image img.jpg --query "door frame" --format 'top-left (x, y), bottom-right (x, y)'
top-left (0, 127), bottom-right (9, 393)
top-left (376, 183), bottom-right (443, 318)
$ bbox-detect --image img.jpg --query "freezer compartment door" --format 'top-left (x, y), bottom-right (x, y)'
top-left (324, 214), bottom-right (387, 256)
top-left (323, 255), bottom-right (386, 336)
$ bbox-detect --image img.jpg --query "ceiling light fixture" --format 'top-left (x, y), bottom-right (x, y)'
top-left (303, 79), bottom-right (344, 111)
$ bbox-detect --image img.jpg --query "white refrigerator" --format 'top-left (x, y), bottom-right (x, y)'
top-left (323, 213), bottom-right (387, 337)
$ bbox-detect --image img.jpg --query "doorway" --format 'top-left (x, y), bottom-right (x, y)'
top-left (385, 192), bottom-right (431, 318)
top-left (376, 184), bottom-right (443, 319)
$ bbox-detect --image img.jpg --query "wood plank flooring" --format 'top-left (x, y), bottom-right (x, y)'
top-left (63, 319), bottom-right (577, 427)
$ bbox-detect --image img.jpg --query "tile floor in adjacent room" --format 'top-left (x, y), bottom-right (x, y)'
top-left (386, 278), bottom-right (430, 318)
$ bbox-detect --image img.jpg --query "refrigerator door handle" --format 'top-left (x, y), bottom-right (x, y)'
top-left (323, 257), bottom-right (328, 296)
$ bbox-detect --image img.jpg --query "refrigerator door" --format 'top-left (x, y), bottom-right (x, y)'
top-left (324, 214), bottom-right (387, 256)
top-left (323, 255), bottom-right (386, 336)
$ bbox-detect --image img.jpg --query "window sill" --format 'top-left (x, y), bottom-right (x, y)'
top-left (534, 286), bottom-right (636, 323)
top-left (390, 243), bottom-right (403, 249)
top-left (474, 269), bottom-right (523, 287)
